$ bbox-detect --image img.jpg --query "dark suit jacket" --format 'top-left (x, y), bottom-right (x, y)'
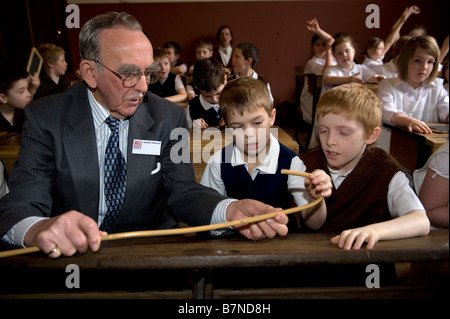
top-left (0, 82), bottom-right (226, 236)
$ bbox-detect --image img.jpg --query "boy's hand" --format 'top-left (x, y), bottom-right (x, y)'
top-left (305, 169), bottom-right (332, 199)
top-left (330, 227), bottom-right (380, 249)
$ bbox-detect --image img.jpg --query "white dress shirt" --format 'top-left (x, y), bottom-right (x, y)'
top-left (377, 77), bottom-right (449, 124)
top-left (201, 133), bottom-right (311, 207)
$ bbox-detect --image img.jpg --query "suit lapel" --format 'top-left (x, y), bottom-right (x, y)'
top-left (62, 85), bottom-right (100, 222)
top-left (122, 102), bottom-right (157, 213)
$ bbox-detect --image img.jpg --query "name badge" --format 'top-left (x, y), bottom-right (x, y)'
top-left (132, 139), bottom-right (161, 155)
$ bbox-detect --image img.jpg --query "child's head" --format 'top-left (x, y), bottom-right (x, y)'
top-left (397, 36), bottom-right (440, 86)
top-left (0, 64), bottom-right (31, 109)
top-left (391, 36), bottom-right (411, 63)
top-left (316, 83), bottom-right (381, 172)
top-left (363, 37), bottom-right (384, 61)
top-left (193, 58), bottom-right (225, 105)
top-left (153, 47), bottom-right (171, 80)
top-left (195, 40), bottom-right (213, 61)
top-left (332, 34), bottom-right (357, 70)
top-left (38, 43), bottom-right (68, 76)
top-left (311, 34), bottom-right (326, 59)
top-left (409, 24), bottom-right (427, 37)
top-left (232, 43), bottom-right (258, 74)
top-left (216, 25), bottom-right (233, 47)
top-left (163, 41), bottom-right (182, 65)
top-left (219, 77), bottom-right (275, 159)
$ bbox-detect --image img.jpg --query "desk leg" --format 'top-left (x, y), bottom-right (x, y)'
top-left (191, 269), bottom-right (213, 299)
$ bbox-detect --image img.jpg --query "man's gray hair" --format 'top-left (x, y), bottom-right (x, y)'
top-left (79, 12), bottom-right (142, 61)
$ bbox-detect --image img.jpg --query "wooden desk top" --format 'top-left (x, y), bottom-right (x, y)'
top-left (384, 123), bottom-right (448, 150)
top-left (1, 230), bottom-right (447, 271)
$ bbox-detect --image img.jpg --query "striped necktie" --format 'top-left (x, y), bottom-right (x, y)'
top-left (100, 116), bottom-right (127, 232)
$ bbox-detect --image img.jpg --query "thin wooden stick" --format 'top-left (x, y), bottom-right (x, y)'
top-left (281, 169), bottom-right (311, 178)
top-left (0, 170), bottom-right (318, 258)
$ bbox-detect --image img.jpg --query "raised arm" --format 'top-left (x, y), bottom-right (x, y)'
top-left (306, 18), bottom-right (334, 43)
top-left (384, 5), bottom-right (421, 55)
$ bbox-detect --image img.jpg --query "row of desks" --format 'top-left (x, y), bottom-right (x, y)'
top-left (0, 230), bottom-right (448, 299)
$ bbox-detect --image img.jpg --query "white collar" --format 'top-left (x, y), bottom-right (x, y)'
top-left (88, 88), bottom-right (111, 128)
top-left (230, 132), bottom-right (279, 175)
top-left (199, 95), bottom-right (220, 112)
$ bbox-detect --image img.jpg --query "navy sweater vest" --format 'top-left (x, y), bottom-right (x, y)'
top-left (188, 96), bottom-right (221, 127)
top-left (221, 142), bottom-right (300, 231)
top-left (148, 73), bottom-right (178, 97)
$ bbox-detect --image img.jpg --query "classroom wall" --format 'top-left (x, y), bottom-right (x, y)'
top-left (11, 0), bottom-right (450, 106)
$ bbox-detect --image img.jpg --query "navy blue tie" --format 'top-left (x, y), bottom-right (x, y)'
top-left (100, 116), bottom-right (127, 232)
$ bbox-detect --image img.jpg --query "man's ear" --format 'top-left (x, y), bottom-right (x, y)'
top-left (366, 127), bottom-right (381, 145)
top-left (0, 93), bottom-right (7, 104)
top-left (79, 60), bottom-right (98, 89)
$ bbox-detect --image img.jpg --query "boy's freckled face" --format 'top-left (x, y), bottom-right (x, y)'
top-left (155, 57), bottom-right (171, 80)
top-left (318, 113), bottom-right (369, 173)
top-left (226, 107), bottom-right (275, 159)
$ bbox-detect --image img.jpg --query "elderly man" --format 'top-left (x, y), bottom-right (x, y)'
top-left (0, 12), bottom-right (291, 258)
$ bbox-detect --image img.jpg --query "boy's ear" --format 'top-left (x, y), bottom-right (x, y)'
top-left (366, 127), bottom-right (381, 145)
top-left (0, 93), bottom-right (7, 104)
top-left (79, 59), bottom-right (98, 89)
top-left (270, 108), bottom-right (276, 126)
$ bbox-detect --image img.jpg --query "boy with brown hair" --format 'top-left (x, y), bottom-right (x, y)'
top-left (302, 83), bottom-right (430, 249)
top-left (201, 77), bottom-right (332, 232)
top-left (187, 58), bottom-right (225, 129)
top-left (148, 47), bottom-right (187, 103)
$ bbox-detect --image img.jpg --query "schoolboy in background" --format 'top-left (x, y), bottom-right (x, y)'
top-left (0, 64), bottom-right (38, 132)
top-left (301, 83), bottom-right (429, 250)
top-left (186, 58), bottom-right (225, 129)
top-left (148, 47), bottom-right (187, 103)
top-left (187, 40), bottom-right (214, 100)
top-left (34, 43), bottom-right (71, 100)
top-left (163, 41), bottom-right (188, 76)
top-left (201, 77), bottom-right (332, 232)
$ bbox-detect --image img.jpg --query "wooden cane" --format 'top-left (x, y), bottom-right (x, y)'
top-left (0, 170), bottom-right (321, 258)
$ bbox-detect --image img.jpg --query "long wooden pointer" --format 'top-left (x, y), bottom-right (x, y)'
top-left (0, 170), bottom-right (321, 258)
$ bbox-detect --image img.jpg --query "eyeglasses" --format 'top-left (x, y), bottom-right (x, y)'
top-left (92, 59), bottom-right (160, 87)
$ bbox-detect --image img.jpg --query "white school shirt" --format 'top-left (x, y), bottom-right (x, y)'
top-left (373, 60), bottom-right (398, 79)
top-left (413, 141), bottom-right (449, 229)
top-left (377, 77), bottom-right (449, 124)
top-left (321, 62), bottom-right (377, 97)
top-left (362, 56), bottom-right (384, 70)
top-left (219, 46), bottom-right (232, 67)
top-left (200, 133), bottom-right (311, 208)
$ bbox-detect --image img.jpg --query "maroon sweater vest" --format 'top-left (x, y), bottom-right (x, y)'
top-left (301, 147), bottom-right (404, 232)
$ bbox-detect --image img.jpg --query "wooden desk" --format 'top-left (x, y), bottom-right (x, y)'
top-left (0, 230), bottom-right (447, 299)
top-left (0, 132), bottom-right (21, 175)
top-left (190, 126), bottom-right (299, 182)
top-left (384, 123), bottom-right (448, 172)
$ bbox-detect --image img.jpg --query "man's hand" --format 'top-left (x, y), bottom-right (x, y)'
top-left (226, 199), bottom-right (288, 241)
top-left (24, 210), bottom-right (106, 258)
